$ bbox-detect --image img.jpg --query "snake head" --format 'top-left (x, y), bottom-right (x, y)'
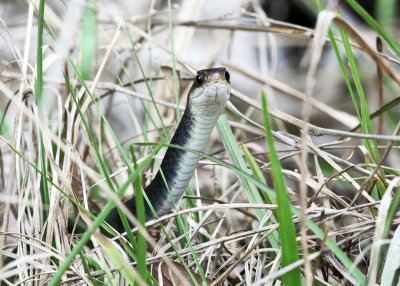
top-left (188, 67), bottom-right (231, 115)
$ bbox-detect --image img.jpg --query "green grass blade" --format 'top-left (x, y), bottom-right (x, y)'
top-left (381, 221), bottom-right (400, 285)
top-left (242, 143), bottom-right (281, 248)
top-left (79, 252), bottom-right (99, 286)
top-left (63, 73), bottom-right (115, 191)
top-left (0, 102), bottom-right (12, 139)
top-left (317, 0), bottom-right (386, 199)
top-left (216, 115), bottom-right (267, 222)
top-left (131, 147), bottom-right (148, 285)
top-left (80, 0), bottom-right (97, 80)
top-left (242, 143), bottom-right (273, 204)
top-left (261, 92), bottom-right (301, 285)
top-left (217, 115), bottom-right (279, 249)
top-left (344, 0), bottom-right (400, 56)
top-left (350, 96), bottom-right (400, 132)
top-left (383, 185), bottom-right (400, 239)
top-left (116, 32), bottom-right (205, 284)
top-left (125, 21), bottom-right (170, 141)
top-left (34, 0), bottom-right (50, 230)
top-left (335, 7), bottom-right (388, 199)
top-left (35, 0), bottom-right (45, 107)
top-left (47, 145), bottom-right (161, 286)
top-left (375, 0), bottom-right (397, 28)
top-left (338, 26), bottom-right (378, 161)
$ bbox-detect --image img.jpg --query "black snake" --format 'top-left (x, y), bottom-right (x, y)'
top-left (104, 67), bottom-right (231, 234)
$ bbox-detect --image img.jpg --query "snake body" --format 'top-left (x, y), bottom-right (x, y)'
top-left (105, 67), bottom-right (231, 234)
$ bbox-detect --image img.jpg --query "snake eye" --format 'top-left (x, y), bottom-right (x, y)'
top-left (224, 71), bottom-right (230, 82)
top-left (195, 74), bottom-right (204, 85)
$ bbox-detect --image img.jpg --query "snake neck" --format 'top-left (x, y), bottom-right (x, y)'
top-left (144, 106), bottom-right (221, 218)
top-left (103, 105), bottom-right (223, 235)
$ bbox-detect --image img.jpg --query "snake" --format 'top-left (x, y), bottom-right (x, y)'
top-left (104, 67), bottom-right (231, 234)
